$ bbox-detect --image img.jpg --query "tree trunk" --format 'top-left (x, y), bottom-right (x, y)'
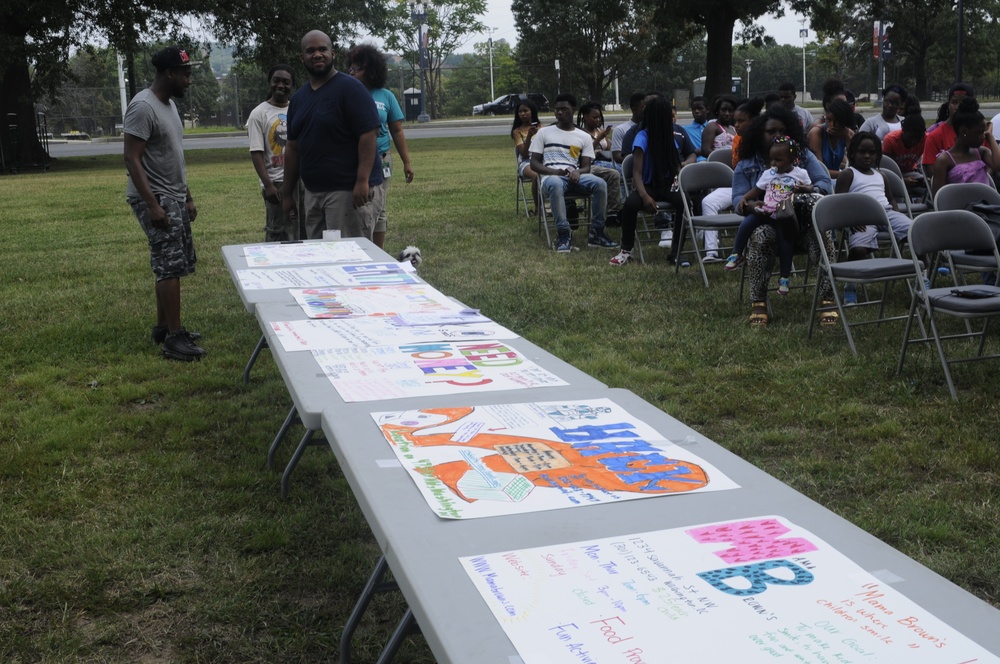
top-left (1, 41), bottom-right (50, 171)
top-left (703, 10), bottom-right (737, 104)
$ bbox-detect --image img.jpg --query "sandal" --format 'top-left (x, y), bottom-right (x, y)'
top-left (749, 301), bottom-right (769, 327)
top-left (818, 299), bottom-right (839, 326)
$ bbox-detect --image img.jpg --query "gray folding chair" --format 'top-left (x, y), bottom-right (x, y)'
top-left (707, 148), bottom-right (732, 165)
top-left (620, 153), bottom-right (674, 264)
top-left (515, 155), bottom-right (533, 217)
top-left (676, 161), bottom-right (743, 287)
top-left (808, 193), bottom-right (917, 355)
top-left (897, 210), bottom-right (1000, 399)
top-left (933, 183), bottom-right (1000, 285)
top-left (879, 157), bottom-right (931, 219)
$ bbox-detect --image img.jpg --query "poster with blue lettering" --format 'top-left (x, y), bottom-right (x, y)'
top-left (370, 399), bottom-right (739, 519)
top-left (290, 284), bottom-right (465, 319)
top-left (315, 340), bottom-right (567, 403)
top-left (460, 516), bottom-right (1000, 662)
top-left (242, 241), bottom-right (369, 266)
top-left (237, 262), bottom-right (420, 290)
top-left (269, 316), bottom-right (519, 352)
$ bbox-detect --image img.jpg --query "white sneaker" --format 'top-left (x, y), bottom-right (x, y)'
top-left (658, 230), bottom-right (673, 249)
top-left (609, 250), bottom-right (632, 266)
top-left (703, 252), bottom-right (722, 263)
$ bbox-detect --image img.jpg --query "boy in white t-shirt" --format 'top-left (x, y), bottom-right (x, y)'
top-left (247, 64), bottom-right (299, 241)
top-left (529, 93), bottom-right (617, 253)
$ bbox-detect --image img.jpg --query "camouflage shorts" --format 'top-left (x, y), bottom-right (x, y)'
top-left (131, 196), bottom-right (196, 281)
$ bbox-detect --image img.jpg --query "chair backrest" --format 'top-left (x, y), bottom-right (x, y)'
top-left (879, 168), bottom-right (913, 217)
top-left (677, 160), bottom-right (734, 194)
top-left (621, 153), bottom-right (635, 194)
top-left (707, 148), bottom-right (732, 165)
top-left (934, 182), bottom-right (1000, 212)
top-left (879, 156), bottom-right (903, 179)
top-left (908, 209), bottom-right (1000, 257)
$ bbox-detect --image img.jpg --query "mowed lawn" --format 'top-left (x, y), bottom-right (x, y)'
top-left (1, 135), bottom-right (998, 662)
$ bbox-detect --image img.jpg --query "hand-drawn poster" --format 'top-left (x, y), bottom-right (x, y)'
top-left (370, 399), bottom-right (739, 519)
top-left (290, 284), bottom-right (465, 319)
top-left (269, 317), bottom-right (519, 352)
top-left (461, 515), bottom-right (1000, 663)
top-left (316, 340), bottom-right (567, 403)
top-left (237, 262), bottom-right (420, 290)
top-left (242, 241), bottom-right (369, 266)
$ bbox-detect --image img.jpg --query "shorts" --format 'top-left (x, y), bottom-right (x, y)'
top-left (131, 196), bottom-right (196, 281)
top-left (373, 152), bottom-right (392, 234)
top-left (517, 160), bottom-right (531, 178)
top-left (303, 188), bottom-right (376, 240)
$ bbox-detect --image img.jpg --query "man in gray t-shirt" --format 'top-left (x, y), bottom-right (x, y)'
top-left (124, 45), bottom-right (206, 361)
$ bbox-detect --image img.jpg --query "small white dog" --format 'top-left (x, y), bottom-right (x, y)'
top-left (397, 245), bottom-right (423, 269)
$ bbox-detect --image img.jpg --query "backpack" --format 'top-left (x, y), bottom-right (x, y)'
top-left (965, 200), bottom-right (1000, 255)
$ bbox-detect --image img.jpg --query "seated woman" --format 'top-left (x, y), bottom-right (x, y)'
top-left (931, 97), bottom-right (1000, 199)
top-left (734, 106), bottom-right (834, 327)
top-left (511, 98), bottom-right (541, 215)
top-left (808, 98), bottom-right (855, 181)
top-left (700, 95), bottom-right (738, 159)
top-left (608, 97), bottom-right (683, 266)
top-left (859, 84), bottom-right (907, 140)
top-left (577, 101), bottom-right (623, 225)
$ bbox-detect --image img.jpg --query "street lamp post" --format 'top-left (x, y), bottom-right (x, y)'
top-left (799, 20), bottom-right (808, 101)
top-left (745, 59), bottom-right (753, 97)
top-left (408, 1), bottom-right (431, 123)
top-left (486, 27), bottom-right (497, 101)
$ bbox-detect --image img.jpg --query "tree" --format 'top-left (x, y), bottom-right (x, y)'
top-left (442, 39), bottom-right (524, 116)
top-left (513, 0), bottom-right (656, 104)
top-left (0, 0), bottom-right (209, 168)
top-left (383, 0), bottom-right (487, 118)
top-left (39, 47), bottom-right (120, 137)
top-left (651, 0), bottom-right (782, 104)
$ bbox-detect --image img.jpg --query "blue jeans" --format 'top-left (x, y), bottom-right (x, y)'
top-left (541, 174), bottom-right (607, 238)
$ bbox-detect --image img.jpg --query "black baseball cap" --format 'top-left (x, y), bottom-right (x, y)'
top-left (152, 46), bottom-right (202, 72)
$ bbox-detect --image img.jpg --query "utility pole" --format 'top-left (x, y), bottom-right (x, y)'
top-left (486, 27), bottom-right (497, 101)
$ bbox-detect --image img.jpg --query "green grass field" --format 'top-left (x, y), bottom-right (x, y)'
top-left (1, 136), bottom-right (998, 662)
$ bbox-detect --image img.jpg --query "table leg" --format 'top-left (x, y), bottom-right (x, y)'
top-left (375, 609), bottom-right (419, 664)
top-left (340, 555), bottom-right (400, 664)
top-left (242, 334), bottom-right (269, 384)
top-left (267, 406), bottom-right (299, 471)
top-left (279, 428), bottom-right (327, 498)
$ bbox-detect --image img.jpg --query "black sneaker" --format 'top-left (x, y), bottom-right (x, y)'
top-left (588, 232), bottom-right (619, 249)
top-left (605, 214), bottom-right (620, 228)
top-left (152, 325), bottom-right (200, 345)
top-left (161, 328), bottom-right (207, 361)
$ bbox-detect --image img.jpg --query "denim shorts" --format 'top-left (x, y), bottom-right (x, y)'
top-left (131, 196), bottom-right (196, 281)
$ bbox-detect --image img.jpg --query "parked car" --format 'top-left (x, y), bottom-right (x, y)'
top-left (472, 93), bottom-right (549, 116)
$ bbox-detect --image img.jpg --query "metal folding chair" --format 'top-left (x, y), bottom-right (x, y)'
top-left (897, 210), bottom-right (1000, 399)
top-left (933, 183), bottom-right (1000, 286)
top-left (808, 193), bottom-right (918, 355)
top-left (620, 153), bottom-right (674, 264)
top-left (675, 161), bottom-right (743, 287)
top-left (707, 148), bottom-right (732, 165)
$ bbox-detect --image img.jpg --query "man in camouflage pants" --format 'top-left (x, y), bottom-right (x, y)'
top-left (124, 45), bottom-right (206, 360)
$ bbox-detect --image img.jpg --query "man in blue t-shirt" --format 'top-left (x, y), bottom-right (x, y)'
top-left (282, 30), bottom-right (383, 240)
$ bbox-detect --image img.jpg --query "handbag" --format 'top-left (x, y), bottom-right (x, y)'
top-left (774, 196), bottom-right (799, 242)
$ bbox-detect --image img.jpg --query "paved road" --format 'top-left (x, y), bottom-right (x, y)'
top-left (47, 122), bottom-right (517, 158)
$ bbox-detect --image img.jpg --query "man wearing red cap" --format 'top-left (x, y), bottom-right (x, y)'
top-left (124, 45), bottom-right (206, 361)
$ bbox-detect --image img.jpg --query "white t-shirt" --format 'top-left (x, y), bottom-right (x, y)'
top-left (859, 114), bottom-right (901, 140)
top-left (247, 100), bottom-right (289, 186)
top-left (992, 112), bottom-right (1000, 141)
top-left (528, 125), bottom-right (595, 171)
top-left (611, 119), bottom-right (636, 154)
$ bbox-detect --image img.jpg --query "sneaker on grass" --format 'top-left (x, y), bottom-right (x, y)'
top-left (844, 284), bottom-right (858, 304)
top-left (152, 325), bottom-right (200, 345)
top-left (555, 236), bottom-right (572, 253)
top-left (723, 254), bottom-right (742, 271)
top-left (777, 277), bottom-right (791, 296)
top-left (609, 250), bottom-right (632, 266)
top-left (588, 232), bottom-right (619, 249)
top-left (162, 327), bottom-right (207, 361)
top-left (658, 230), bottom-right (672, 249)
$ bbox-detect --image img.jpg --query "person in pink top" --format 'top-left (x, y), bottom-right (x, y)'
top-left (931, 98), bottom-right (1000, 199)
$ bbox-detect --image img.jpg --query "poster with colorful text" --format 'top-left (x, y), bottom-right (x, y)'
top-left (242, 241), bottom-right (369, 266)
top-left (460, 515), bottom-right (1000, 663)
top-left (371, 399), bottom-right (739, 519)
top-left (290, 284), bottom-right (465, 319)
top-left (269, 317), bottom-right (519, 352)
top-left (315, 340), bottom-right (567, 403)
top-left (237, 262), bottom-right (419, 290)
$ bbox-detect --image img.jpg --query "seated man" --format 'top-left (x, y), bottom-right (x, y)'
top-left (611, 91), bottom-right (645, 164)
top-left (778, 82), bottom-right (814, 129)
top-left (684, 95), bottom-right (709, 162)
top-left (530, 93), bottom-right (618, 253)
